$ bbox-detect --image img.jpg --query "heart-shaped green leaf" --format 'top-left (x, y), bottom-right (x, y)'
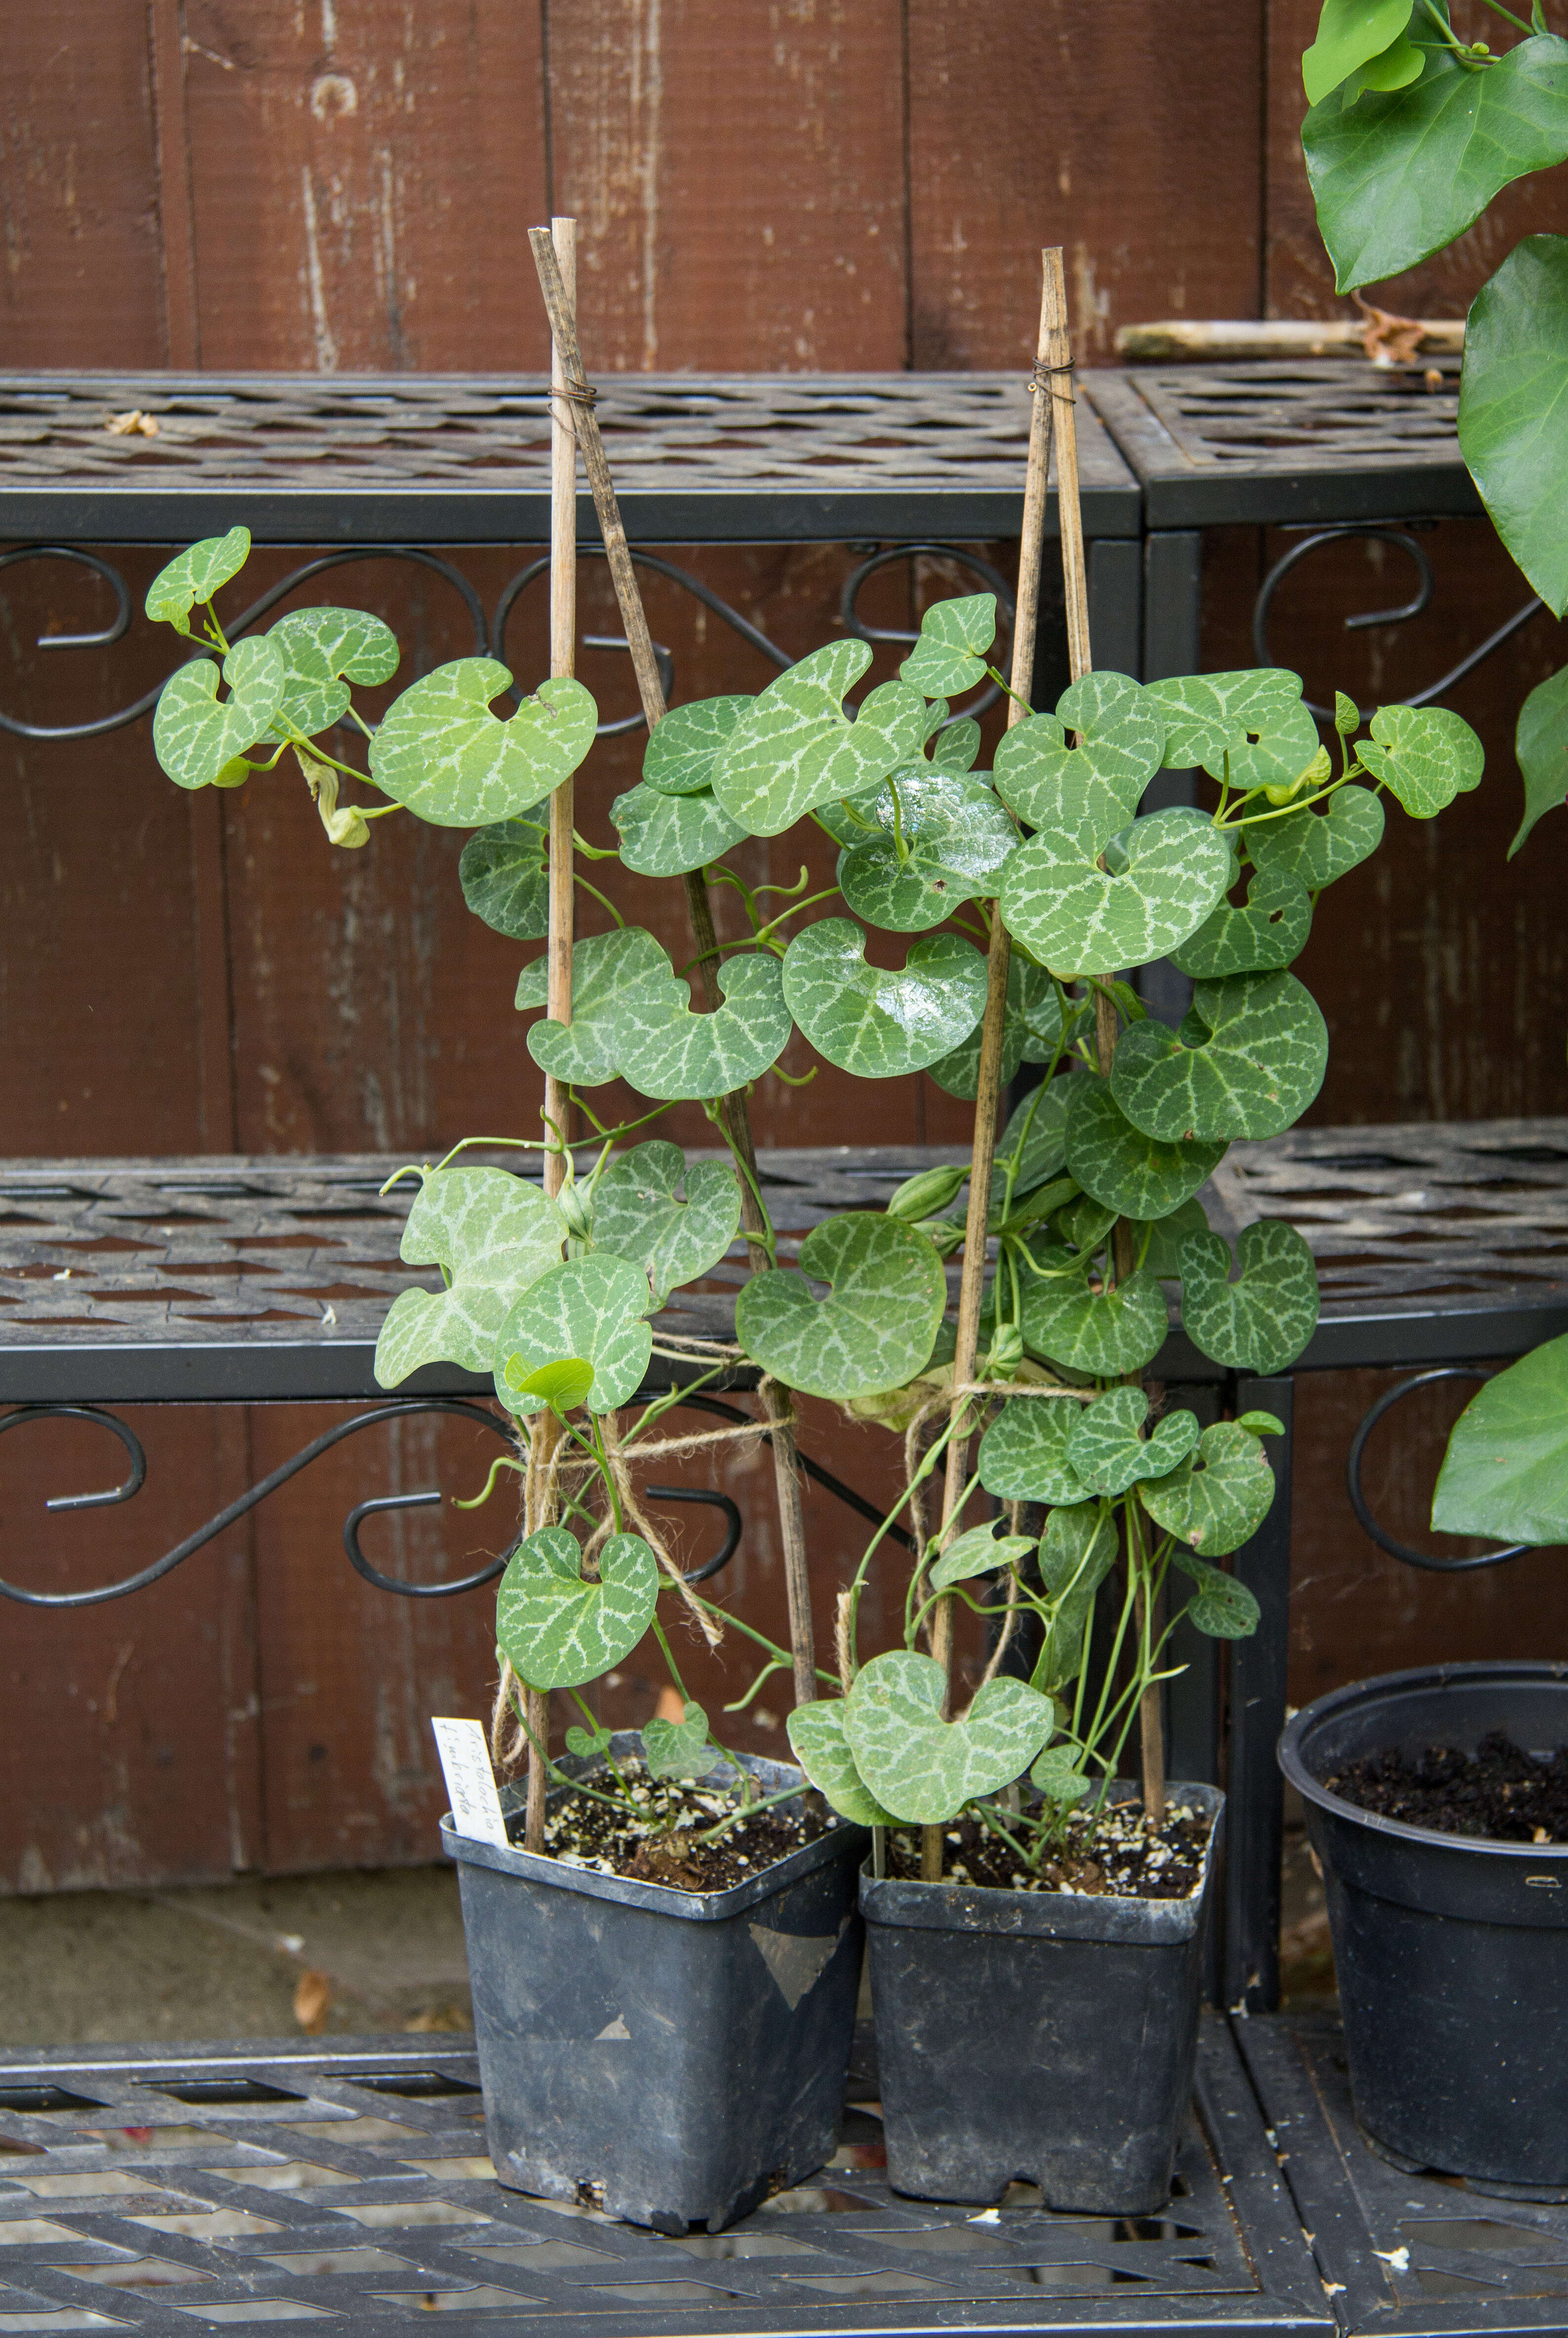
top-left (370, 660), bottom-right (597, 827)
top-left (1138, 1422), bottom-right (1275, 1556)
top-left (928, 959), bottom-right (1064, 1101)
top-left (1000, 806), bottom-right (1232, 979)
top-left (1030, 1743), bottom-right (1093, 1805)
top-left (642, 1700), bottom-right (717, 1778)
top-left (1171, 1551), bottom-right (1261, 1639)
top-left (495, 1526), bottom-right (660, 1691)
top-left (1111, 973), bottom-right (1328, 1143)
top-left (262, 607), bottom-right (401, 740)
top-left (994, 671), bottom-right (1166, 832)
top-left (1031, 1500), bottom-right (1120, 1694)
top-left (153, 637), bottom-right (286, 791)
top-left (786, 1699), bottom-right (895, 1827)
top-left (898, 593), bottom-right (998, 697)
top-left (1359, 703), bottom-right (1484, 817)
top-left (1302, 0), bottom-right (1414, 105)
top-left (1133, 1195), bottom-right (1211, 1278)
top-left (619, 952), bottom-right (794, 1101)
top-left (978, 1397), bottom-right (1090, 1507)
top-left (564, 1720), bottom-right (615, 1761)
top-left (929, 1522), bottom-right (1037, 1592)
top-left (460, 816), bottom-right (549, 940)
top-left (145, 527), bottom-right (250, 628)
top-left (711, 643), bottom-right (927, 836)
top-left (837, 771), bottom-right (1018, 932)
top-left (734, 1212), bottom-right (946, 1400)
top-left (1146, 670), bottom-right (1321, 795)
top-left (1431, 1334), bottom-right (1568, 1545)
top-left (1065, 1075), bottom-right (1224, 1220)
top-left (1170, 866), bottom-right (1313, 979)
top-left (1511, 663), bottom-right (1568, 858)
top-left (644, 696), bottom-right (753, 795)
top-left (1021, 1266), bottom-right (1169, 1377)
top-left (1245, 783), bottom-right (1385, 888)
top-left (1179, 1220), bottom-right (1320, 1375)
top-left (1304, 39), bottom-right (1568, 295)
top-left (1066, 1387), bottom-right (1203, 1497)
top-left (843, 1651), bottom-right (1055, 1826)
top-left (610, 780), bottom-right (747, 876)
top-left (494, 1253), bottom-right (652, 1416)
top-left (374, 1166), bottom-right (565, 1386)
top-left (782, 920), bottom-right (987, 1079)
top-left (928, 714), bottom-right (982, 772)
top-left (1460, 236), bottom-right (1568, 617)
top-left (519, 928), bottom-right (680, 1087)
top-left (589, 1142), bottom-right (741, 1306)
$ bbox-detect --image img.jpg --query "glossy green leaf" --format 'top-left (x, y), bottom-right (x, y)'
top-left (1179, 1221), bottom-right (1320, 1375)
top-left (993, 671), bottom-right (1166, 831)
top-left (618, 952), bottom-right (794, 1101)
top-left (1236, 1409), bottom-right (1287, 1437)
top-left (610, 781), bottom-right (747, 876)
top-left (1170, 1551), bottom-right (1262, 1639)
top-left (1302, 0), bottom-right (1414, 105)
top-left (153, 638), bottom-right (285, 791)
top-left (1170, 866), bottom-right (1313, 979)
top-left (642, 1701), bottom-right (718, 1779)
top-left (459, 816), bottom-right (549, 940)
top-left (1432, 1333), bottom-right (1568, 1545)
top-left (1133, 1195), bottom-right (1211, 1279)
top-left (1359, 702), bottom-right (1484, 817)
top-left (519, 928), bottom-right (679, 1087)
top-left (843, 1651), bottom-right (1054, 1826)
top-left (1001, 806), bottom-right (1232, 980)
top-left (513, 1357), bottom-right (597, 1413)
top-left (782, 920), bottom-right (986, 1079)
top-left (1341, 28), bottom-right (1425, 105)
top-left (370, 660), bottom-right (597, 827)
top-left (1139, 1422), bottom-right (1275, 1556)
top-left (494, 1253), bottom-right (653, 1416)
top-left (1305, 41), bottom-right (1568, 295)
top-left (644, 696), bottom-right (752, 795)
top-left (734, 1212), bottom-right (946, 1400)
top-left (711, 642), bottom-right (926, 836)
top-left (262, 607), bottom-right (400, 740)
top-left (1511, 663), bottom-right (1568, 857)
top-left (145, 527), bottom-right (250, 628)
top-left (978, 1397), bottom-right (1091, 1507)
top-left (929, 1522), bottom-right (1037, 1592)
top-left (1146, 670), bottom-right (1321, 795)
top-left (1066, 1386), bottom-right (1203, 1497)
top-left (1111, 972), bottom-right (1328, 1143)
top-left (837, 771), bottom-right (1018, 932)
top-left (374, 1166), bottom-right (565, 1386)
top-left (589, 1142), bottom-right (741, 1306)
top-left (1065, 1075), bottom-right (1224, 1220)
top-left (898, 593), bottom-right (998, 697)
top-left (928, 958), bottom-right (1064, 1101)
top-left (495, 1526), bottom-right (659, 1692)
top-left (1460, 235), bottom-right (1568, 617)
top-left (786, 1699), bottom-right (895, 1827)
top-left (1245, 783), bottom-right (1385, 888)
top-left (1021, 1266), bottom-right (1169, 1377)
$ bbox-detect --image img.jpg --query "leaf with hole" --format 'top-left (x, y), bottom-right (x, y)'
top-left (494, 1253), bottom-right (652, 1417)
top-left (153, 638), bottom-right (285, 791)
top-left (1021, 1266), bottom-right (1169, 1378)
top-left (1066, 1386), bottom-right (1203, 1497)
top-left (370, 660), bottom-right (597, 826)
top-left (610, 781), bottom-right (747, 876)
top-left (929, 1523), bottom-right (1037, 1592)
top-left (1358, 703), bottom-right (1484, 817)
top-left (897, 592), bottom-right (998, 697)
top-left (1000, 806), bottom-right (1232, 979)
top-left (929, 958), bottom-right (1064, 1100)
top-left (644, 696), bottom-right (753, 795)
top-left (519, 928), bottom-right (681, 1086)
top-left (836, 771), bottom-right (1018, 932)
top-left (1170, 1552), bottom-right (1262, 1640)
top-left (1110, 972), bottom-right (1328, 1143)
top-left (711, 643), bottom-right (927, 836)
top-left (734, 1212), bottom-right (946, 1400)
top-left (374, 1167), bottom-right (565, 1386)
top-left (262, 607), bottom-right (401, 740)
top-left (1432, 1333), bottom-right (1568, 1545)
top-left (1245, 782), bottom-right (1385, 889)
top-left (1301, 0), bottom-right (1414, 104)
top-left (782, 920), bottom-right (987, 1079)
top-left (618, 952), bottom-right (794, 1101)
top-left (843, 1652), bottom-right (1055, 1826)
top-left (1460, 236), bottom-right (1568, 617)
top-left (1511, 663), bottom-right (1568, 858)
top-left (1170, 866), bottom-right (1313, 979)
top-left (1065, 1076), bottom-right (1224, 1220)
top-left (1139, 1422), bottom-right (1275, 1556)
top-left (978, 1398), bottom-right (1091, 1507)
top-left (460, 816), bottom-right (550, 940)
top-left (1179, 1220), bottom-right (1321, 1375)
top-left (495, 1527), bottom-right (660, 1692)
top-left (589, 1142), bottom-right (741, 1306)
top-left (993, 671), bottom-right (1166, 832)
top-left (1146, 669), bottom-right (1321, 795)
top-left (786, 1700), bottom-right (895, 1827)
top-left (145, 527), bottom-right (250, 628)
top-left (641, 1701), bottom-right (717, 1779)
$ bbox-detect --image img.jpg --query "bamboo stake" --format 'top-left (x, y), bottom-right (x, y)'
top-left (525, 227), bottom-right (817, 1714)
top-left (918, 253), bottom-right (1058, 1884)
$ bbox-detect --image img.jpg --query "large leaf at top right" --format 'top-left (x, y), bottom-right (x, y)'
top-left (1303, 39), bottom-right (1568, 295)
top-left (1111, 972), bottom-right (1328, 1143)
top-left (1431, 1332), bottom-right (1568, 1547)
top-left (1460, 234), bottom-right (1568, 618)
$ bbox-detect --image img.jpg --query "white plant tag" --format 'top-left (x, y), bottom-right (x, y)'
top-left (431, 1717), bottom-right (510, 1848)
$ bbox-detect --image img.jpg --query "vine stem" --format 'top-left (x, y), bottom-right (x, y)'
top-left (919, 248), bottom-right (1058, 1884)
top-left (526, 226), bottom-right (817, 1714)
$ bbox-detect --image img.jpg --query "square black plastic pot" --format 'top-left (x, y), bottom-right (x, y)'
top-left (441, 1739), bottom-right (866, 2233)
top-left (860, 1782), bottom-right (1223, 2215)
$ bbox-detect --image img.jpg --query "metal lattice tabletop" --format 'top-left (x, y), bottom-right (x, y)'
top-left (0, 373), bottom-right (1140, 545)
top-left (0, 2024), bottom-right (1327, 2337)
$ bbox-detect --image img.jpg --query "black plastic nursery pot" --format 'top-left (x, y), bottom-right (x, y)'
top-left (860, 1780), bottom-right (1223, 2216)
top-left (1280, 1661), bottom-right (1568, 2197)
top-left (441, 1740), bottom-right (866, 2234)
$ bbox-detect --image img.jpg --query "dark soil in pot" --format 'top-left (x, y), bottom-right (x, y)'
top-left (541, 1763), bottom-right (828, 1889)
top-left (883, 1795), bottom-right (1213, 1898)
top-left (1325, 1728), bottom-right (1568, 1843)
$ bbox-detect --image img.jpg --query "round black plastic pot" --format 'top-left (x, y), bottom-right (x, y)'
top-left (1280, 1662), bottom-right (1568, 2195)
top-left (441, 1739), bottom-right (866, 2233)
top-left (860, 1782), bottom-right (1223, 2214)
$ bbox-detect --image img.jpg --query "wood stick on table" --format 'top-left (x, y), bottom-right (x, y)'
top-left (918, 251), bottom-right (1058, 1884)
top-left (526, 226), bottom-right (817, 1713)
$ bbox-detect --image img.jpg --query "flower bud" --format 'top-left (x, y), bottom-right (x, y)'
top-left (918, 1216), bottom-right (965, 1259)
top-left (886, 1163), bottom-right (968, 1223)
top-left (988, 1321), bottom-right (1025, 1372)
top-left (556, 1179), bottom-right (593, 1242)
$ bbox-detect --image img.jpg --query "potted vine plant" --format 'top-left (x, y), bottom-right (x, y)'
top-left (1277, 0), bottom-right (1568, 2201)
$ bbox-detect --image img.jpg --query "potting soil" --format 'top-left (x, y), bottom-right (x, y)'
top-left (543, 1765), bottom-right (831, 1889)
top-left (1326, 1728), bottom-right (1568, 1842)
top-left (885, 1799), bottom-right (1212, 1898)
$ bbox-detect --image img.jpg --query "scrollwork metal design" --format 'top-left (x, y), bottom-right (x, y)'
top-left (1346, 1366), bottom-right (1530, 1572)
